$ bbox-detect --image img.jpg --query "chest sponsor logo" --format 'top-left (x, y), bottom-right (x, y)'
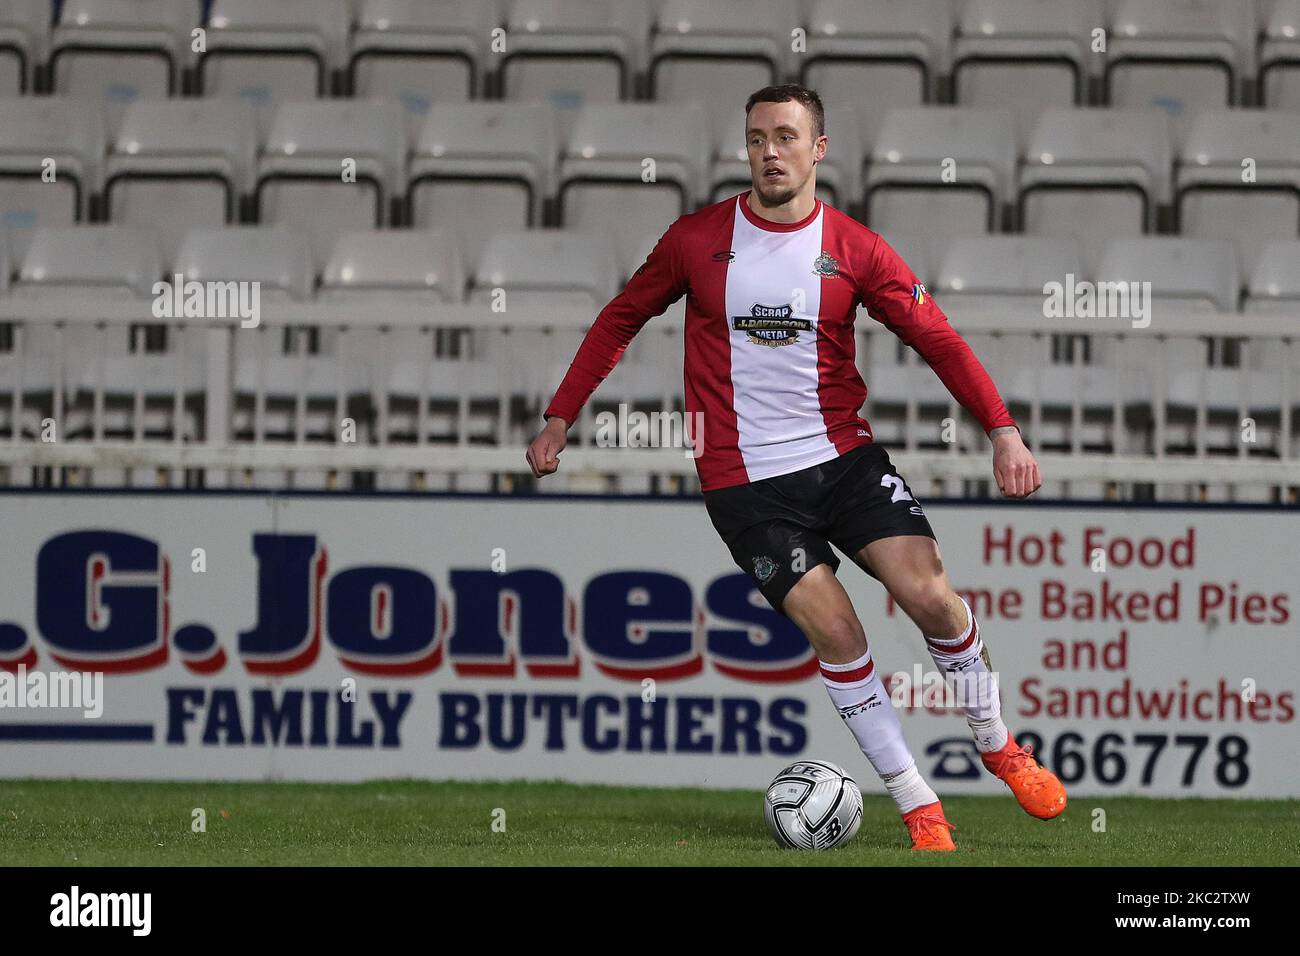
top-left (731, 303), bottom-right (812, 348)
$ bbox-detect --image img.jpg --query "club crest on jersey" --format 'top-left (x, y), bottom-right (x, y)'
top-left (912, 282), bottom-right (928, 304)
top-left (813, 251), bottom-right (840, 277)
top-left (732, 303), bottom-right (812, 348)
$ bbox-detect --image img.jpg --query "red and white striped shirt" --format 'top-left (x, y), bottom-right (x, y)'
top-left (545, 191), bottom-right (1017, 492)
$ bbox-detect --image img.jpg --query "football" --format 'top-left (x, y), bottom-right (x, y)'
top-left (764, 760), bottom-right (863, 850)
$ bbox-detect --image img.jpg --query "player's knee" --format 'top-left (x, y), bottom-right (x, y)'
top-left (899, 582), bottom-right (959, 636)
top-left (811, 611), bottom-right (866, 661)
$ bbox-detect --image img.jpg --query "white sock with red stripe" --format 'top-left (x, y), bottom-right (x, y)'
top-left (925, 597), bottom-right (1009, 753)
top-left (820, 650), bottom-right (937, 813)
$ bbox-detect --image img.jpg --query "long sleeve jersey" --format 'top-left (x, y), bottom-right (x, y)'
top-left (545, 190), bottom-right (1017, 492)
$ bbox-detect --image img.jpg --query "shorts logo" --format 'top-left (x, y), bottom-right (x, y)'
top-left (912, 282), bottom-right (928, 305)
top-left (752, 555), bottom-right (779, 583)
top-left (813, 251), bottom-right (840, 277)
top-left (732, 303), bottom-right (812, 348)
top-left (909, 505), bottom-right (925, 516)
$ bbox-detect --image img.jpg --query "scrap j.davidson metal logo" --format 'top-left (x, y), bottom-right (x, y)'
top-left (731, 303), bottom-right (813, 348)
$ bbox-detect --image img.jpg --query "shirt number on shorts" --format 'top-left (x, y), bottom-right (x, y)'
top-left (880, 475), bottom-right (914, 503)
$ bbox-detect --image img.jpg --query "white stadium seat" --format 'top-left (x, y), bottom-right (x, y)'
top-left (199, 0), bottom-right (351, 132)
top-left (255, 99), bottom-right (408, 266)
top-left (1096, 237), bottom-right (1240, 314)
top-left (14, 225), bottom-right (161, 299)
top-left (1261, 0), bottom-right (1300, 109)
top-left (1095, 237), bottom-right (1243, 453)
top-left (936, 235), bottom-right (1084, 308)
top-left (105, 98), bottom-right (257, 250)
top-left (650, 0), bottom-right (796, 130)
top-left (0, 0), bottom-right (49, 95)
top-left (408, 101), bottom-right (556, 272)
top-left (50, 0), bottom-right (199, 132)
top-left (320, 230), bottom-right (466, 304)
top-left (0, 98), bottom-right (105, 260)
top-left (559, 102), bottom-right (707, 270)
top-left (1176, 109), bottom-right (1300, 277)
top-left (1245, 241), bottom-right (1300, 315)
top-left (1105, 0), bottom-right (1255, 138)
top-left (173, 225), bottom-right (314, 300)
top-left (500, 0), bottom-right (650, 143)
top-left (472, 229), bottom-right (617, 308)
top-left (952, 0), bottom-right (1100, 141)
top-left (350, 0), bottom-right (500, 129)
top-left (865, 107), bottom-right (1016, 261)
top-left (802, 0), bottom-right (949, 147)
top-left (1019, 107), bottom-right (1171, 269)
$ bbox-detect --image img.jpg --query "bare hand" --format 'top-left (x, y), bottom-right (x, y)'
top-left (991, 427), bottom-right (1042, 499)
top-left (526, 417), bottom-right (569, 478)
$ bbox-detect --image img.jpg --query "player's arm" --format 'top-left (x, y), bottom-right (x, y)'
top-left (526, 221), bottom-right (688, 478)
top-left (857, 233), bottom-right (1041, 499)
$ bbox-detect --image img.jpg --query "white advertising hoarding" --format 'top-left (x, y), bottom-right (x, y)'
top-left (0, 491), bottom-right (1293, 798)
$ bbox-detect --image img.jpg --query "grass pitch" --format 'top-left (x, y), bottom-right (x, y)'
top-left (0, 780), bottom-right (1296, 866)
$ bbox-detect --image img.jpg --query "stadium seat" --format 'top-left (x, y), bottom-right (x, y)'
top-left (498, 0), bottom-right (649, 143)
top-left (1261, 0), bottom-right (1300, 109)
top-left (104, 98), bottom-right (256, 251)
top-left (1104, 0), bottom-right (1255, 135)
top-left (198, 0), bottom-right (351, 132)
top-left (649, 0), bottom-right (796, 131)
top-left (408, 101), bottom-right (556, 273)
top-left (10, 225), bottom-right (203, 448)
top-left (936, 235), bottom-right (1083, 310)
top-left (1018, 107), bottom-right (1171, 269)
top-left (255, 99), bottom-right (408, 266)
top-left (952, 0), bottom-right (1099, 141)
top-left (470, 228), bottom-right (615, 419)
top-left (1096, 237), bottom-right (1244, 454)
top-left (864, 107), bottom-right (1016, 261)
top-left (49, 0), bottom-right (198, 132)
top-left (1245, 240), bottom-right (1300, 315)
top-left (0, 0), bottom-right (49, 95)
top-left (0, 98), bottom-right (105, 260)
top-left (558, 102), bottom-right (707, 271)
top-left (13, 225), bottom-right (161, 300)
top-left (350, 0), bottom-right (499, 129)
top-left (1176, 109), bottom-right (1300, 278)
top-left (801, 0), bottom-right (948, 148)
top-left (935, 235), bottom-right (1120, 451)
top-left (320, 229), bottom-right (466, 304)
top-left (0, 226), bottom-right (55, 442)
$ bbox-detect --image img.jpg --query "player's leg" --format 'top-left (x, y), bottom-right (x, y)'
top-left (855, 533), bottom-right (1066, 820)
top-left (779, 565), bottom-right (955, 849)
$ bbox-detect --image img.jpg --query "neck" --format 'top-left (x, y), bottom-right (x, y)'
top-left (746, 186), bottom-right (816, 224)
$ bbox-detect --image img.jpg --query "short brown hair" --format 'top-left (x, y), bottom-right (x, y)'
top-left (744, 84), bottom-right (825, 140)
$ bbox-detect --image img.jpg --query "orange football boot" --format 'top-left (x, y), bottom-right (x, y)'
top-left (902, 801), bottom-right (957, 851)
top-left (981, 735), bottom-right (1067, 819)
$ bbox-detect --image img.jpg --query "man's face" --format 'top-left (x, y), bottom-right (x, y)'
top-left (745, 99), bottom-right (826, 208)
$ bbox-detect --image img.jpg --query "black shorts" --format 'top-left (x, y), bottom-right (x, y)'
top-left (703, 443), bottom-right (935, 615)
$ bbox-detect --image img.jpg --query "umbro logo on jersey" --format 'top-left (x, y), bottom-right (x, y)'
top-left (813, 250), bottom-right (840, 277)
top-left (712, 250), bottom-right (736, 261)
top-left (732, 303), bottom-right (812, 348)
